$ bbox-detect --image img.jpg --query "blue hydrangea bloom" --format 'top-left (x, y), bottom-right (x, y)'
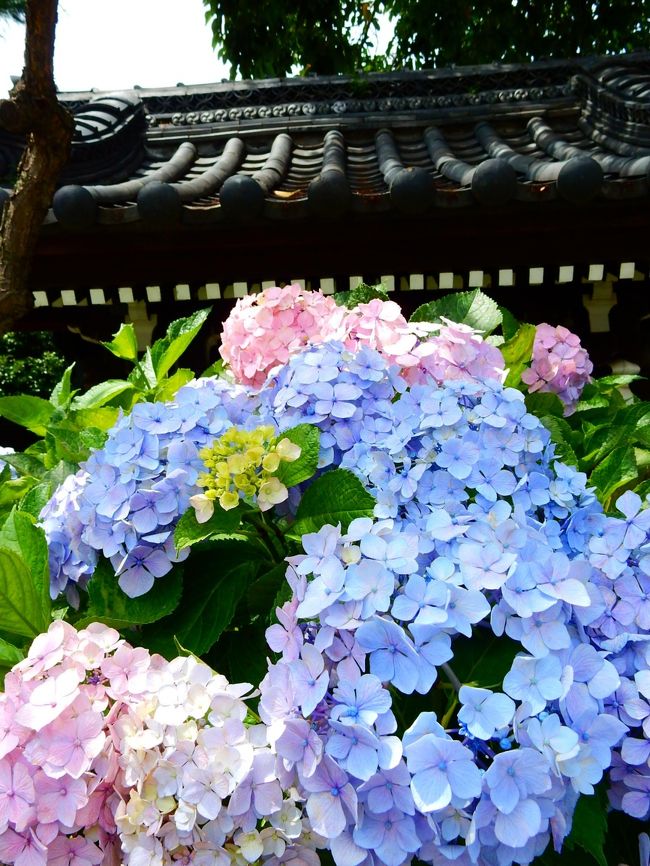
top-left (41, 377), bottom-right (267, 598)
top-left (41, 335), bottom-right (650, 866)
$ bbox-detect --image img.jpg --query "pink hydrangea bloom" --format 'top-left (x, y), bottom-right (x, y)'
top-left (220, 288), bottom-right (506, 391)
top-left (343, 299), bottom-right (418, 361)
top-left (47, 835), bottom-right (103, 866)
top-left (100, 645), bottom-right (153, 698)
top-left (0, 758), bottom-right (36, 831)
top-left (342, 302), bottom-right (504, 387)
top-left (25, 699), bottom-right (105, 779)
top-left (33, 771), bottom-right (88, 827)
top-left (14, 667), bottom-right (81, 732)
top-left (400, 320), bottom-right (505, 387)
top-left (0, 697), bottom-right (22, 760)
top-left (521, 323), bottom-right (593, 414)
top-left (0, 622), bottom-right (319, 866)
top-left (0, 826), bottom-right (48, 866)
top-left (219, 284), bottom-right (347, 387)
top-left (0, 622), bottom-right (158, 865)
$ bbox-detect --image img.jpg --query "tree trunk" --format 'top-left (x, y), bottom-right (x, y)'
top-left (0, 0), bottom-right (73, 332)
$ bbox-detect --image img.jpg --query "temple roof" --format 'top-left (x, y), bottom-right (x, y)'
top-left (2, 52), bottom-right (650, 229)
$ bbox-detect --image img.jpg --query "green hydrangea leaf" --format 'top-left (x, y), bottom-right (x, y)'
top-left (76, 559), bottom-right (183, 630)
top-left (634, 478), bottom-right (650, 499)
top-left (102, 323), bottom-right (139, 363)
top-left (564, 787), bottom-right (608, 866)
top-left (290, 468), bottom-right (375, 536)
top-left (0, 477), bottom-right (38, 508)
top-left (72, 380), bottom-right (135, 410)
top-left (128, 347), bottom-right (158, 391)
top-left (274, 424), bottom-right (321, 489)
top-left (572, 382), bottom-right (611, 413)
top-left (634, 447), bottom-right (650, 472)
top-left (246, 562), bottom-right (288, 621)
top-left (595, 374), bottom-right (644, 389)
top-left (202, 358), bottom-right (227, 378)
top-left (0, 546), bottom-right (50, 639)
top-left (49, 363), bottom-right (76, 408)
top-left (573, 395), bottom-right (610, 412)
top-left (225, 623), bottom-right (270, 688)
top-left (150, 308), bottom-right (211, 381)
top-left (410, 289), bottom-right (502, 335)
top-left (43, 460), bottom-right (78, 487)
top-left (174, 503), bottom-right (245, 551)
top-left (500, 306), bottom-right (521, 341)
top-left (0, 636), bottom-right (24, 667)
top-left (45, 424), bottom-right (107, 464)
top-left (71, 407), bottom-right (121, 432)
top-left (334, 283), bottom-right (389, 309)
top-left (0, 452), bottom-right (45, 478)
top-left (144, 540), bottom-right (267, 657)
top-left (590, 445), bottom-right (637, 506)
top-left (155, 368), bottom-right (195, 401)
top-left (0, 636), bottom-right (24, 688)
top-left (541, 416), bottom-right (579, 467)
top-left (175, 563), bottom-right (256, 656)
top-left (525, 392), bottom-right (565, 418)
top-left (502, 323), bottom-right (536, 387)
top-left (0, 395), bottom-right (54, 436)
top-left (0, 510), bottom-right (50, 601)
top-left (450, 631), bottom-right (520, 688)
top-left (19, 482), bottom-right (53, 519)
top-left (581, 404), bottom-right (650, 468)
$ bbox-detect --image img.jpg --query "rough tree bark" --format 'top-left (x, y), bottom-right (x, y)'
top-left (0, 0), bottom-right (73, 332)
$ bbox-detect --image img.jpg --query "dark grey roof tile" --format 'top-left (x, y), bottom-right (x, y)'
top-left (4, 53), bottom-right (650, 228)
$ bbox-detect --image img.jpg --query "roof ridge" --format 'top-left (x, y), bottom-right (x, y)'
top-left (55, 51), bottom-right (650, 104)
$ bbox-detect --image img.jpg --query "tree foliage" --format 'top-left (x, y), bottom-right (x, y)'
top-left (203, 0), bottom-right (373, 78)
top-left (0, 0), bottom-right (25, 22)
top-left (202, 0), bottom-right (650, 78)
top-left (0, 331), bottom-right (68, 398)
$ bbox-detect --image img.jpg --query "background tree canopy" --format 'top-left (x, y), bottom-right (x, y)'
top-left (0, 0), bottom-right (24, 21)
top-left (2, 1), bottom-right (649, 77)
top-left (202, 0), bottom-right (650, 78)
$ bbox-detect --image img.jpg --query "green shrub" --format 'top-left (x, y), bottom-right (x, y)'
top-left (0, 332), bottom-right (69, 398)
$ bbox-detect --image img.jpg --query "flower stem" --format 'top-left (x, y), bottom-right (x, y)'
top-left (441, 697), bottom-right (459, 729)
top-left (441, 662), bottom-right (462, 692)
top-left (248, 512), bottom-right (285, 563)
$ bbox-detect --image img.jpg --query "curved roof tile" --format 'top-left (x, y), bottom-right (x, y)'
top-left (1, 52), bottom-right (650, 229)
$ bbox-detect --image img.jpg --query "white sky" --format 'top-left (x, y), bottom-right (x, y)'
top-left (0, 0), bottom-right (232, 96)
top-left (0, 2), bottom-right (394, 97)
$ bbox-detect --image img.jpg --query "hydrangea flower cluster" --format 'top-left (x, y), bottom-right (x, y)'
top-left (41, 291), bottom-right (509, 601)
top-left (343, 299), bottom-right (418, 363)
top-left (39, 470), bottom-right (97, 606)
top-left (397, 318), bottom-right (505, 388)
top-left (521, 323), bottom-right (593, 414)
top-left (191, 424), bottom-right (301, 522)
top-left (219, 288), bottom-right (504, 394)
top-left (261, 342), bottom-right (404, 470)
top-left (231, 341), bottom-right (649, 866)
top-left (578, 490), bottom-right (650, 821)
top-left (34, 286), bottom-right (650, 866)
top-left (219, 284), bottom-right (348, 387)
top-left (39, 290), bottom-right (569, 603)
top-left (255, 361), bottom-right (649, 866)
top-left (40, 378), bottom-right (268, 599)
top-left (0, 620), bottom-right (323, 866)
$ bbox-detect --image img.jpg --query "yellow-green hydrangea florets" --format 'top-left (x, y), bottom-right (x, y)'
top-left (189, 425), bottom-right (301, 522)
